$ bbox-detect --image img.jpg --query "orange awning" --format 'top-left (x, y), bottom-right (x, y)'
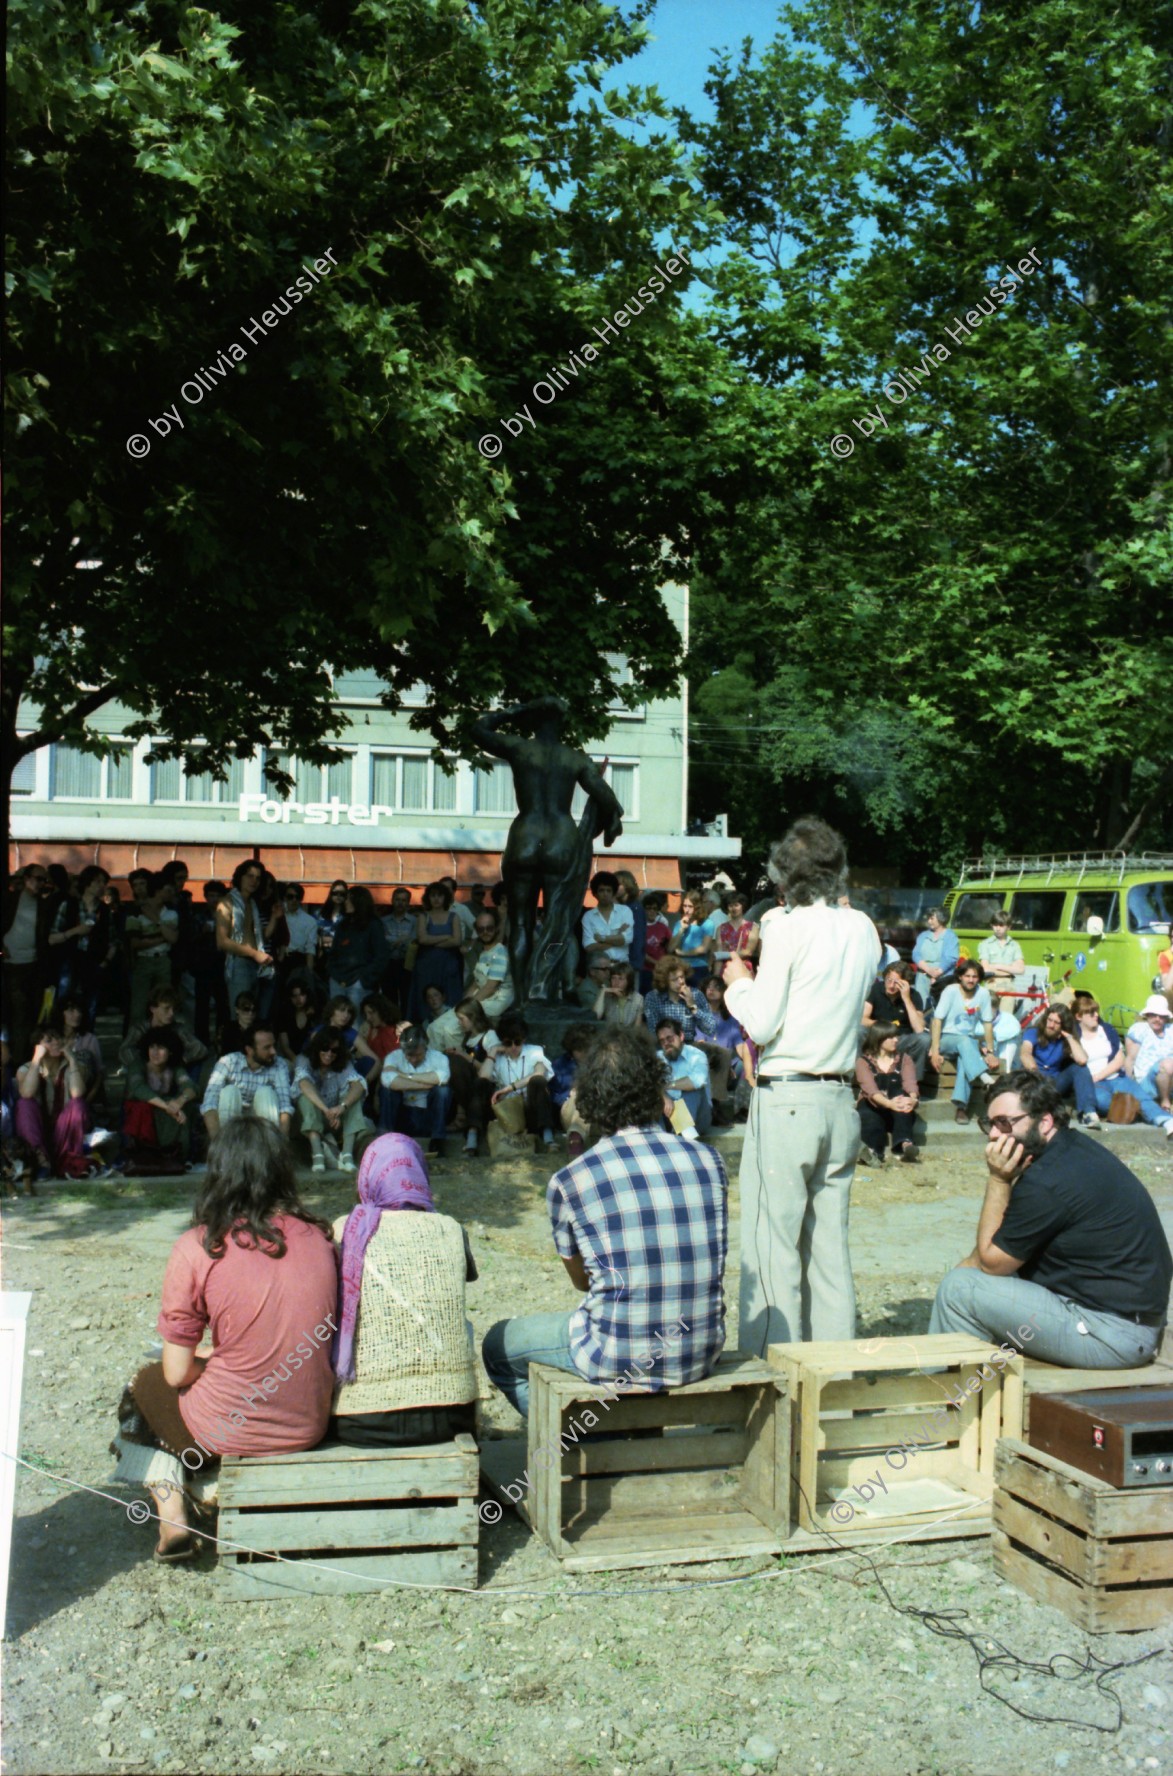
top-left (9, 840), bottom-right (683, 901)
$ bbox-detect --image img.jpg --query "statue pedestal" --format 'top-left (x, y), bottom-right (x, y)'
top-left (522, 1002), bottom-right (600, 1055)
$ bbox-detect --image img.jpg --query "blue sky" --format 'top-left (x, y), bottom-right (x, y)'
top-left (616, 1), bottom-right (784, 116)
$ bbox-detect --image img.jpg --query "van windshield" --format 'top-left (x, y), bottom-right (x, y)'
top-left (1127, 882), bottom-right (1172, 934)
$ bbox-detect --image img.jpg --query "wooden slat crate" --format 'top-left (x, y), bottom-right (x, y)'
top-left (993, 1438), bottom-right (1173, 1631)
top-left (1001, 1355), bottom-right (1173, 1441)
top-left (480, 1353), bottom-right (787, 1572)
top-left (769, 1334), bottom-right (1011, 1543)
top-left (216, 1433), bottom-right (479, 1598)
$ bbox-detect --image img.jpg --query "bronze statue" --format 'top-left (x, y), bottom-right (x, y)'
top-left (472, 697), bottom-right (623, 1004)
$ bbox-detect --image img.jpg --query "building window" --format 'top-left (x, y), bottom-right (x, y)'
top-left (371, 753), bottom-right (458, 813)
top-left (474, 762), bottom-right (517, 816)
top-left (152, 752), bottom-right (245, 805)
top-left (572, 760), bottom-right (639, 822)
top-left (51, 742), bottom-right (134, 801)
top-left (605, 653), bottom-right (645, 720)
top-left (267, 750), bottom-right (353, 805)
top-left (332, 669), bottom-right (385, 704)
top-left (11, 751), bottom-right (36, 797)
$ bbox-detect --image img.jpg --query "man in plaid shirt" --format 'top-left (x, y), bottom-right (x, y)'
top-left (200, 1025), bottom-right (294, 1140)
top-left (482, 1027), bottom-right (727, 1416)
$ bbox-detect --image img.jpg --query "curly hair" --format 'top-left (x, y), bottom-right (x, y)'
top-left (574, 1026), bottom-right (666, 1136)
top-left (1037, 1001), bottom-right (1075, 1036)
top-left (139, 1026), bottom-right (184, 1068)
top-left (651, 954), bottom-right (688, 993)
top-left (193, 1120), bottom-right (334, 1260)
top-left (767, 817), bottom-right (848, 907)
top-left (991, 1070), bottom-right (1071, 1130)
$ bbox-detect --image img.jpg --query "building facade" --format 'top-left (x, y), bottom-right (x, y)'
top-left (9, 584), bottom-right (740, 895)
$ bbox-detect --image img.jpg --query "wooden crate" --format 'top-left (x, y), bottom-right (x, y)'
top-left (481, 1353), bottom-right (787, 1572)
top-left (769, 1334), bottom-right (1011, 1543)
top-left (993, 1438), bottom-right (1173, 1631)
top-left (1001, 1355), bottom-right (1173, 1441)
top-left (216, 1433), bottom-right (479, 1598)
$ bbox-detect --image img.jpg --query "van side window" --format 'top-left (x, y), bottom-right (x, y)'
top-left (952, 893), bottom-right (1007, 927)
top-left (1010, 890), bottom-right (1066, 931)
top-left (1071, 891), bottom-right (1120, 933)
top-left (1128, 882), bottom-right (1172, 934)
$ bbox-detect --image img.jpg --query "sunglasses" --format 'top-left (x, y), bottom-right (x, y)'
top-left (977, 1112), bottom-right (1033, 1136)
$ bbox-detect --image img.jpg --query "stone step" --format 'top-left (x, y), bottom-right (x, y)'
top-left (707, 1120), bottom-right (1164, 1156)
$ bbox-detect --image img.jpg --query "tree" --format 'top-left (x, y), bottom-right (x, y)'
top-left (682, 0), bottom-right (1173, 874)
top-left (5, 0), bottom-right (734, 882)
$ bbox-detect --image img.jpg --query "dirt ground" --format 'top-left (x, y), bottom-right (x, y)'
top-left (3, 1133), bottom-right (1172, 1776)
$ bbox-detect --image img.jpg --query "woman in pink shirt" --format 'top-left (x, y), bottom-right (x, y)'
top-left (118, 1119), bottom-right (338, 1562)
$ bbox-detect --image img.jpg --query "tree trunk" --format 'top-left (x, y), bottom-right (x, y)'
top-left (1093, 757), bottom-right (1133, 848)
top-left (1115, 757), bottom-right (1173, 854)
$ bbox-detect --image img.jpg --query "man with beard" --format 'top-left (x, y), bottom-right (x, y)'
top-left (929, 1072), bottom-right (1170, 1367)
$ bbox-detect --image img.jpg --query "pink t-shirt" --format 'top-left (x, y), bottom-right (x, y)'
top-left (157, 1215), bottom-right (339, 1457)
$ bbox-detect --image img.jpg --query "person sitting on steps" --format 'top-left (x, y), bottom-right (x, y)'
top-left (929, 958), bottom-right (998, 1125)
top-left (855, 1024), bottom-right (920, 1165)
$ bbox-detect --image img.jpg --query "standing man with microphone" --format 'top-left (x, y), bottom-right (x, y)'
top-left (724, 818), bottom-right (880, 1354)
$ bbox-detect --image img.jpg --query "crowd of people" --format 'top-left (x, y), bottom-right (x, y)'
top-left (92, 816), bottom-right (1170, 1570)
top-left (1, 860), bottom-right (775, 1184)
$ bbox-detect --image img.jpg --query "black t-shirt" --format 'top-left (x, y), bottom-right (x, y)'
top-left (865, 976), bottom-right (916, 1034)
top-left (992, 1128), bottom-right (1173, 1317)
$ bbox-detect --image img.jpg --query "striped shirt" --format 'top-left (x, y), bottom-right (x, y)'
top-left (547, 1127), bottom-right (727, 1389)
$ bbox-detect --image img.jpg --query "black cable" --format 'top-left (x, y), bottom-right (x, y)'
top-left (791, 1477), bottom-right (1165, 1732)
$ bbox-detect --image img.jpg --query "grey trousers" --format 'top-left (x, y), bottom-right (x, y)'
top-left (738, 1079), bottom-right (861, 1355)
top-left (929, 1266), bottom-right (1163, 1368)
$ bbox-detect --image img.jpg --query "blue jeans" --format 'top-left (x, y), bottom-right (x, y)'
top-left (482, 1311), bottom-right (579, 1418)
top-left (672, 1086), bottom-right (712, 1136)
top-left (938, 1032), bottom-right (990, 1106)
top-left (1089, 1076), bottom-right (1144, 1118)
top-left (379, 1084), bottom-right (450, 1143)
top-left (930, 1266), bottom-right (1162, 1367)
top-left (1135, 1073), bottom-right (1173, 1130)
top-left (1044, 1064), bottom-right (1097, 1117)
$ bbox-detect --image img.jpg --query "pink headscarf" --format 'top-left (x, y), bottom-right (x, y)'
top-left (333, 1134), bottom-right (435, 1383)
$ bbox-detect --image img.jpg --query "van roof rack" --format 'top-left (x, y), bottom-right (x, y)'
top-left (958, 852), bottom-right (1173, 888)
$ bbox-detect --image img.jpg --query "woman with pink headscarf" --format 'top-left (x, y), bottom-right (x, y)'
top-left (331, 1133), bottom-right (478, 1445)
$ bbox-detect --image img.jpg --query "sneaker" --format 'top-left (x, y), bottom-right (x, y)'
top-left (338, 1151), bottom-right (357, 1174)
top-left (899, 1142), bottom-right (920, 1164)
top-left (857, 1146), bottom-right (884, 1166)
top-left (429, 1138), bottom-right (448, 1159)
top-left (311, 1152), bottom-right (327, 1174)
top-left (464, 1130), bottom-right (480, 1153)
top-left (1079, 1112), bottom-right (1102, 1129)
top-left (977, 1073), bottom-right (998, 1088)
top-left (954, 1107), bottom-right (971, 1125)
top-left (1164, 1122), bottom-right (1173, 1140)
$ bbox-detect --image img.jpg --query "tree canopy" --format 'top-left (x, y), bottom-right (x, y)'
top-left (683, 0), bottom-right (1173, 875)
top-left (5, 0), bottom-right (731, 829)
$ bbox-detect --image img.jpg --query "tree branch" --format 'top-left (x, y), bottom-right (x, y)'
top-left (12, 685), bottom-right (122, 757)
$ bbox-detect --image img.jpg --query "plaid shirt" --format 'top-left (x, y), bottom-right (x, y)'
top-left (642, 988), bottom-right (717, 1043)
top-left (547, 1126), bottom-right (727, 1388)
top-left (200, 1050), bottom-right (293, 1116)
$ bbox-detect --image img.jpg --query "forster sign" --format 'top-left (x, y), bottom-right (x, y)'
top-left (239, 793), bottom-right (397, 828)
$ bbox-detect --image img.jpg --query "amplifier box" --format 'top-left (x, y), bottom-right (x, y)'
top-left (1028, 1387), bottom-right (1173, 1488)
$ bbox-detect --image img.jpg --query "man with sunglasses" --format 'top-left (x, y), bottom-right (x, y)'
top-left (929, 1071), bottom-right (1170, 1367)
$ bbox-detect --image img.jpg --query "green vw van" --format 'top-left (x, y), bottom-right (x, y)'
top-left (946, 852), bottom-right (1173, 1027)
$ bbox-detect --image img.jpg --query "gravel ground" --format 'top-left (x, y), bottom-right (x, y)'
top-left (3, 1134), bottom-right (1172, 1776)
